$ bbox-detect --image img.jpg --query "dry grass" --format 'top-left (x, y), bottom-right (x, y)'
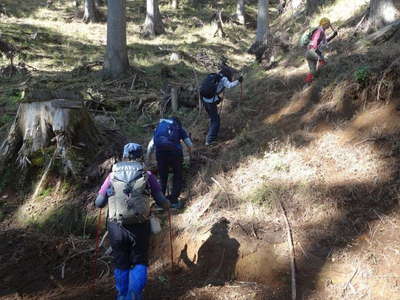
top-left (2, 0), bottom-right (400, 299)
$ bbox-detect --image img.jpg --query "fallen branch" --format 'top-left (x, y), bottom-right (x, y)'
top-left (279, 200), bottom-right (296, 300)
top-left (130, 74), bottom-right (137, 90)
top-left (32, 148), bottom-right (59, 200)
top-left (342, 266), bottom-right (359, 297)
top-left (354, 137), bottom-right (377, 147)
top-left (353, 7), bottom-right (369, 36)
top-left (377, 57), bottom-right (400, 101)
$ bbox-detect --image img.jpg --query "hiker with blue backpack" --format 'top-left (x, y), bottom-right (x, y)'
top-left (146, 117), bottom-right (193, 209)
top-left (303, 17), bottom-right (338, 83)
top-left (200, 66), bottom-right (243, 146)
top-left (95, 143), bottom-right (170, 300)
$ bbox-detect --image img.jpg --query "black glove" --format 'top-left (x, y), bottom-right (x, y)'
top-left (238, 76), bottom-right (243, 83)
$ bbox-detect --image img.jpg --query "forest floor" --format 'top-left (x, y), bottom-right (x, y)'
top-left (1, 0), bottom-right (400, 299)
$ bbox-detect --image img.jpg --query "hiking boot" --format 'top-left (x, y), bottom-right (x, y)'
top-left (304, 73), bottom-right (314, 83)
top-left (170, 201), bottom-right (184, 210)
top-left (318, 59), bottom-right (327, 69)
top-left (205, 141), bottom-right (216, 146)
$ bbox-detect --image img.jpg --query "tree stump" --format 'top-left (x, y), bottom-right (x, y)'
top-left (0, 99), bottom-right (102, 177)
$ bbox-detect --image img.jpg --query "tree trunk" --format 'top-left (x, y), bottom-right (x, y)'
top-left (83, 0), bottom-right (98, 23)
top-left (0, 100), bottom-right (101, 177)
top-left (171, 87), bottom-right (178, 112)
top-left (236, 0), bottom-right (245, 25)
top-left (96, 0), bottom-right (104, 6)
top-left (368, 0), bottom-right (400, 31)
top-left (75, 0), bottom-right (80, 8)
top-left (255, 0), bottom-right (269, 42)
top-left (142, 0), bottom-right (165, 38)
top-left (103, 0), bottom-right (129, 79)
top-left (249, 0), bottom-right (272, 64)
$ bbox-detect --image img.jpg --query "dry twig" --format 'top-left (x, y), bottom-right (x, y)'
top-left (342, 266), bottom-right (359, 297)
top-left (211, 177), bottom-right (232, 208)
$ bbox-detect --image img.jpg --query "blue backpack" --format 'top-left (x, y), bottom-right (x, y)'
top-left (154, 119), bottom-right (181, 151)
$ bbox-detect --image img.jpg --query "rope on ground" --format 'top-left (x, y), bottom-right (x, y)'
top-left (279, 200), bottom-right (296, 300)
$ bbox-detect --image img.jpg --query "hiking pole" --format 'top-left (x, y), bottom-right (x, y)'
top-left (168, 209), bottom-right (174, 272)
top-left (91, 208), bottom-right (103, 289)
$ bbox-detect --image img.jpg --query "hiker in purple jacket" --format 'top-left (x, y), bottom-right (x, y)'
top-left (95, 143), bottom-right (170, 300)
top-left (305, 17), bottom-right (338, 83)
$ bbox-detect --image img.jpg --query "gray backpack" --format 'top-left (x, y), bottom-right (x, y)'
top-left (108, 161), bottom-right (150, 225)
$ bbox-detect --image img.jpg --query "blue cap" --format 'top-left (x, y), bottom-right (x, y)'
top-left (123, 143), bottom-right (143, 159)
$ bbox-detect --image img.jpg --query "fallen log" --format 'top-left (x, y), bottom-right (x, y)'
top-left (357, 19), bottom-right (400, 47)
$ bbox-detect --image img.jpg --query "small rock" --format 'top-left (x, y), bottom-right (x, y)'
top-left (2, 195), bottom-right (8, 199)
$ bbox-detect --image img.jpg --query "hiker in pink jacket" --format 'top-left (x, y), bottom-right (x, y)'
top-left (305, 18), bottom-right (338, 83)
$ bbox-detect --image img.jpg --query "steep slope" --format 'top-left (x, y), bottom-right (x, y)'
top-left (1, 0), bottom-right (400, 299)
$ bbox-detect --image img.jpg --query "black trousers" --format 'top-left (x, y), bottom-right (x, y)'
top-left (203, 101), bottom-right (220, 144)
top-left (156, 150), bottom-right (183, 203)
top-left (107, 220), bottom-right (150, 270)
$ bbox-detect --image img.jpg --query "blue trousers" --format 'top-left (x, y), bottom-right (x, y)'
top-left (108, 221), bottom-right (150, 300)
top-left (156, 150), bottom-right (183, 203)
top-left (203, 101), bottom-right (220, 144)
top-left (115, 265), bottom-right (147, 300)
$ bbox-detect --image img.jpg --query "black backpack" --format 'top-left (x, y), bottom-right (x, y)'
top-left (200, 73), bottom-right (223, 99)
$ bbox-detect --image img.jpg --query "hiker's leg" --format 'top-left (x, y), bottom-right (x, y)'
top-left (128, 264), bottom-right (147, 300)
top-left (170, 152), bottom-right (183, 202)
top-left (127, 221), bottom-right (151, 267)
top-left (126, 222), bottom-right (150, 300)
top-left (156, 151), bottom-right (168, 196)
top-left (108, 222), bottom-right (131, 299)
top-left (114, 268), bottom-right (129, 300)
top-left (204, 102), bottom-right (220, 143)
top-left (306, 49), bottom-right (319, 75)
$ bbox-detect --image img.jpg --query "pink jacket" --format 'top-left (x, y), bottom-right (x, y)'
top-left (309, 27), bottom-right (327, 50)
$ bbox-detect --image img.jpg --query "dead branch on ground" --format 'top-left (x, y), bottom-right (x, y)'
top-left (279, 200), bottom-right (296, 300)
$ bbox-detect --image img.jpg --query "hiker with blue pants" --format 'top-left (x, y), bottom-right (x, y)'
top-left (95, 143), bottom-right (170, 300)
top-left (200, 67), bottom-right (243, 146)
top-left (146, 117), bottom-right (193, 208)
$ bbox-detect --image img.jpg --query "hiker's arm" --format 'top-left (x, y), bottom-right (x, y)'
top-left (145, 138), bottom-right (155, 163)
top-left (147, 171), bottom-right (170, 209)
top-left (184, 138), bottom-right (192, 157)
top-left (181, 128), bottom-right (193, 155)
top-left (95, 174), bottom-right (111, 208)
top-left (327, 30), bottom-right (338, 43)
top-left (221, 77), bottom-right (240, 89)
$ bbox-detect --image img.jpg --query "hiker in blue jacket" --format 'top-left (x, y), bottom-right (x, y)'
top-left (95, 143), bottom-right (170, 300)
top-left (146, 117), bottom-right (193, 208)
top-left (200, 66), bottom-right (243, 146)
